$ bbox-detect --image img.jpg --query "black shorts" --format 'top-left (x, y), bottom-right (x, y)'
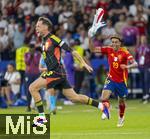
top-left (41, 71), bottom-right (71, 89)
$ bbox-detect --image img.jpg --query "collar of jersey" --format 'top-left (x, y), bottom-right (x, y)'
top-left (43, 32), bottom-right (51, 42)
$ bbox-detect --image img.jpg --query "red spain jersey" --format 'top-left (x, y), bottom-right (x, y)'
top-left (100, 47), bottom-right (134, 83)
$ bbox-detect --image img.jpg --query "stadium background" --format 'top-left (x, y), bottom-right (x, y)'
top-left (0, 0), bottom-right (150, 139)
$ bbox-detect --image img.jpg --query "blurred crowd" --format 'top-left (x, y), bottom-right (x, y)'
top-left (0, 0), bottom-right (150, 108)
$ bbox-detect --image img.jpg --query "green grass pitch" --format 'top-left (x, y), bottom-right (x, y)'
top-left (0, 99), bottom-right (150, 139)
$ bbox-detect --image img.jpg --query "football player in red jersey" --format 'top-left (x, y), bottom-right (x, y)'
top-left (88, 9), bottom-right (138, 127)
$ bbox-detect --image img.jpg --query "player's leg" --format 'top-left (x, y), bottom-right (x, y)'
top-left (115, 82), bottom-right (128, 127)
top-left (117, 97), bottom-right (126, 127)
top-left (62, 88), bottom-right (110, 119)
top-left (99, 78), bottom-right (115, 119)
top-left (100, 90), bottom-right (111, 119)
top-left (29, 76), bottom-right (47, 126)
top-left (63, 88), bottom-right (90, 104)
top-left (48, 88), bottom-right (57, 114)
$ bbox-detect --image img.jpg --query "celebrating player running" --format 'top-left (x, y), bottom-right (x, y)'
top-left (30, 16), bottom-right (110, 127)
top-left (88, 8), bottom-right (138, 127)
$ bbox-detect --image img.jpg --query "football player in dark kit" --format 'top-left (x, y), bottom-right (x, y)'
top-left (30, 17), bottom-right (109, 126)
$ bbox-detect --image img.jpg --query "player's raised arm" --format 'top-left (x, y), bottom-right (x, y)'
top-left (88, 37), bottom-right (94, 52)
top-left (88, 8), bottom-right (106, 53)
top-left (89, 37), bottom-right (102, 53)
top-left (88, 8), bottom-right (106, 38)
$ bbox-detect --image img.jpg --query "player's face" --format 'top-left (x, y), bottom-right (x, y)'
top-left (111, 38), bottom-right (121, 50)
top-left (35, 21), bottom-right (45, 37)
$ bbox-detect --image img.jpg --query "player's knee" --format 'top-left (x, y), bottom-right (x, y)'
top-left (100, 96), bottom-right (108, 101)
top-left (100, 91), bottom-right (110, 101)
top-left (29, 83), bottom-right (37, 94)
top-left (29, 84), bottom-right (33, 94)
top-left (118, 98), bottom-right (125, 104)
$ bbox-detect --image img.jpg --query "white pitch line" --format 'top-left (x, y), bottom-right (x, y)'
top-left (51, 132), bottom-right (145, 136)
top-left (59, 107), bottom-right (137, 114)
top-left (0, 135), bottom-right (50, 137)
top-left (59, 109), bottom-right (95, 114)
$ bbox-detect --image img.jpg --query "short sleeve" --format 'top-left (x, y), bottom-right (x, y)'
top-left (126, 52), bottom-right (134, 61)
top-left (50, 34), bottom-right (73, 52)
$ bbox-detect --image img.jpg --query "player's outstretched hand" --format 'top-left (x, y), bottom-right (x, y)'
top-left (84, 63), bottom-right (93, 73)
top-left (88, 8), bottom-right (106, 38)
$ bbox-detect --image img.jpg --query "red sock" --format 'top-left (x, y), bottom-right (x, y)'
top-left (119, 102), bottom-right (125, 118)
top-left (102, 100), bottom-right (110, 108)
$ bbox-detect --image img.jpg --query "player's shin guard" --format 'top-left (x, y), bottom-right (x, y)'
top-left (35, 100), bottom-right (44, 114)
top-left (119, 102), bottom-right (125, 118)
top-left (87, 98), bottom-right (99, 107)
top-left (87, 98), bottom-right (110, 109)
top-left (33, 100), bottom-right (46, 127)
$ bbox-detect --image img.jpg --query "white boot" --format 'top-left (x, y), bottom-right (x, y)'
top-left (117, 117), bottom-right (124, 127)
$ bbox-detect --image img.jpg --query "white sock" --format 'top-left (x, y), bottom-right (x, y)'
top-left (98, 102), bottom-right (103, 110)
